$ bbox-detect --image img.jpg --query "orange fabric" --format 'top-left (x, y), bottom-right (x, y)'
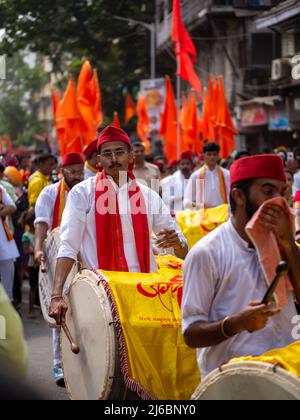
top-left (77, 61), bottom-right (98, 147)
top-left (5, 135), bottom-right (13, 154)
top-left (246, 197), bottom-right (295, 307)
top-left (113, 112), bottom-right (121, 129)
top-left (125, 93), bottom-right (137, 125)
top-left (200, 165), bottom-right (228, 206)
top-left (91, 69), bottom-right (103, 128)
top-left (56, 77), bottom-right (82, 156)
top-left (159, 76), bottom-right (178, 162)
top-left (52, 179), bottom-right (70, 230)
top-left (0, 188), bottom-right (13, 241)
top-left (183, 91), bottom-right (202, 154)
top-left (137, 95), bottom-right (151, 150)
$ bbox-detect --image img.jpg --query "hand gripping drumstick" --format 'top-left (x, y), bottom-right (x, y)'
top-left (261, 261), bottom-right (289, 305)
top-left (40, 259), bottom-right (47, 274)
top-left (62, 323), bottom-right (80, 355)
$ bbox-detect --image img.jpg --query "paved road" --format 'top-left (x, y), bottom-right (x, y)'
top-left (22, 284), bottom-right (69, 400)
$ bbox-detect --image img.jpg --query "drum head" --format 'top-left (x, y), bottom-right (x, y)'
top-left (61, 270), bottom-right (122, 400)
top-left (39, 228), bottom-right (77, 325)
top-left (192, 362), bottom-right (300, 400)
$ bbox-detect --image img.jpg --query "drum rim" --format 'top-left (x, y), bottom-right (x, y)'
top-left (192, 361), bottom-right (300, 400)
top-left (61, 269), bottom-right (117, 401)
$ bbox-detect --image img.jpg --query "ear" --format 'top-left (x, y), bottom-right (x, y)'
top-left (231, 188), bottom-right (246, 208)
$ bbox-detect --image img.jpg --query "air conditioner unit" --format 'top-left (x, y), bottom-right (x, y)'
top-left (271, 59), bottom-right (291, 81)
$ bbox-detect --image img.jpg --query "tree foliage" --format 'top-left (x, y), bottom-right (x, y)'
top-left (0, 1), bottom-right (157, 121)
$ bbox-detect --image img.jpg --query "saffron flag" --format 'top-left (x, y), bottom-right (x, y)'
top-left (172, 0), bottom-right (202, 96)
top-left (91, 69), bottom-right (103, 128)
top-left (56, 77), bottom-right (82, 156)
top-left (159, 76), bottom-right (178, 162)
top-left (5, 134), bottom-right (13, 154)
top-left (137, 95), bottom-right (151, 153)
top-left (113, 112), bottom-right (121, 128)
top-left (125, 93), bottom-right (136, 125)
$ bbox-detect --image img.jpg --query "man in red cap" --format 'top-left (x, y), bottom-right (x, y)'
top-left (83, 139), bottom-right (98, 180)
top-left (49, 125), bottom-right (188, 325)
top-left (161, 151), bottom-right (194, 213)
top-left (34, 152), bottom-right (84, 387)
top-left (182, 154), bottom-right (300, 378)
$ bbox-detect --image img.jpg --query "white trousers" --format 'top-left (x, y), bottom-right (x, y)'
top-left (0, 259), bottom-right (15, 301)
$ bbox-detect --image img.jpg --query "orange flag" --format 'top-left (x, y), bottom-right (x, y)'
top-left (77, 61), bottom-right (98, 147)
top-left (113, 112), bottom-right (121, 128)
top-left (137, 94), bottom-right (151, 153)
top-left (0, 136), bottom-right (4, 154)
top-left (125, 93), bottom-right (136, 125)
top-left (91, 69), bottom-right (103, 128)
top-left (56, 77), bottom-right (82, 156)
top-left (215, 77), bottom-right (237, 158)
top-left (5, 134), bottom-right (13, 154)
top-left (159, 76), bottom-right (178, 162)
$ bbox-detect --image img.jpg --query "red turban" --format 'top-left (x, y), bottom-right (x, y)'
top-left (180, 151), bottom-right (194, 162)
top-left (61, 152), bottom-right (84, 167)
top-left (294, 190), bottom-right (300, 204)
top-left (168, 160), bottom-right (178, 168)
top-left (230, 154), bottom-right (286, 187)
top-left (97, 125), bottom-right (131, 150)
top-left (83, 140), bottom-right (98, 159)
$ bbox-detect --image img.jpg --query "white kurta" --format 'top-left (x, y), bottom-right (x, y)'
top-left (184, 166), bottom-right (230, 209)
top-left (161, 170), bottom-right (189, 213)
top-left (0, 186), bottom-right (19, 262)
top-left (57, 177), bottom-right (186, 272)
top-left (34, 182), bottom-right (69, 230)
top-left (182, 219), bottom-right (297, 378)
top-left (84, 165), bottom-right (97, 180)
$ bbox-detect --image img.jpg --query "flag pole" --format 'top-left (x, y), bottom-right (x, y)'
top-left (177, 48), bottom-right (181, 160)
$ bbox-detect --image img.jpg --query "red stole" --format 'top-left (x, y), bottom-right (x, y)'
top-left (95, 171), bottom-right (150, 273)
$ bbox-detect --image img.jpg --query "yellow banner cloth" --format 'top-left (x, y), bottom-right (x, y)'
top-left (176, 204), bottom-right (229, 249)
top-left (230, 341), bottom-right (300, 378)
top-left (101, 255), bottom-right (200, 400)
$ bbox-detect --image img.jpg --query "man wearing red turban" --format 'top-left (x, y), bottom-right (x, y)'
top-left (182, 154), bottom-right (300, 377)
top-left (83, 139), bottom-right (98, 180)
top-left (49, 126), bottom-right (188, 326)
top-left (34, 151), bottom-right (84, 387)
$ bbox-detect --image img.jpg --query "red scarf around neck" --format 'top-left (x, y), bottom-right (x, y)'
top-left (95, 170), bottom-right (150, 273)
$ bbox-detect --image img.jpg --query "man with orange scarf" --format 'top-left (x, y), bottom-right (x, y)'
top-left (34, 151), bottom-right (84, 387)
top-left (49, 125), bottom-right (188, 326)
top-left (184, 142), bottom-right (230, 210)
top-left (0, 185), bottom-right (19, 301)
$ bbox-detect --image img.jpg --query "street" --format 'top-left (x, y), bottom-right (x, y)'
top-left (22, 284), bottom-right (69, 400)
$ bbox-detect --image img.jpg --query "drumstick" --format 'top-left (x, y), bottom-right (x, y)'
top-left (62, 323), bottom-right (80, 355)
top-left (40, 260), bottom-right (47, 274)
top-left (261, 261), bottom-right (289, 305)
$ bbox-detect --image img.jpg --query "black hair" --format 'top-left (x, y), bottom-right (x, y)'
top-left (0, 163), bottom-right (4, 173)
top-left (37, 153), bottom-right (55, 165)
top-left (230, 179), bottom-right (254, 215)
top-left (203, 142), bottom-right (220, 154)
top-left (235, 151), bottom-right (250, 161)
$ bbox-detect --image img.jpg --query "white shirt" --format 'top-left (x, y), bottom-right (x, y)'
top-left (161, 170), bottom-right (190, 213)
top-left (182, 219), bottom-right (297, 377)
top-left (84, 165), bottom-right (97, 180)
top-left (184, 166), bottom-right (230, 209)
top-left (34, 182), bottom-right (68, 230)
top-left (0, 186), bottom-right (19, 262)
top-left (293, 171), bottom-right (300, 196)
top-left (57, 177), bottom-right (186, 272)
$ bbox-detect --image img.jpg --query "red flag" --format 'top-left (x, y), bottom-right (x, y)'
top-left (125, 93), bottom-right (136, 124)
top-left (172, 0), bottom-right (202, 95)
top-left (159, 76), bottom-right (178, 162)
top-left (113, 112), bottom-right (121, 128)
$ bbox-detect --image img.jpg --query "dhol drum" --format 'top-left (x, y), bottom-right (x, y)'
top-left (61, 270), bottom-right (124, 400)
top-left (38, 228), bottom-right (78, 326)
top-left (192, 361), bottom-right (300, 400)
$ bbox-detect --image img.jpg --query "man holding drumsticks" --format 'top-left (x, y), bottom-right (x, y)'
top-left (49, 126), bottom-right (188, 326)
top-left (182, 154), bottom-right (300, 378)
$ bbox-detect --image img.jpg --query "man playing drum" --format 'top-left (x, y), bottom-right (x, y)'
top-left (49, 126), bottom-right (188, 325)
top-left (34, 152), bottom-right (84, 386)
top-left (182, 154), bottom-right (300, 378)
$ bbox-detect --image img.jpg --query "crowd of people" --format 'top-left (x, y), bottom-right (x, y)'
top-left (0, 127), bottom-right (300, 397)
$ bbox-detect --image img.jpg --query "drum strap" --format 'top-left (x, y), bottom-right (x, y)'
top-left (95, 171), bottom-right (150, 273)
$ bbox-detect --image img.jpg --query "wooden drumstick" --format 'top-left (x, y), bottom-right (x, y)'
top-left (40, 260), bottom-right (47, 274)
top-left (62, 323), bottom-right (80, 355)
